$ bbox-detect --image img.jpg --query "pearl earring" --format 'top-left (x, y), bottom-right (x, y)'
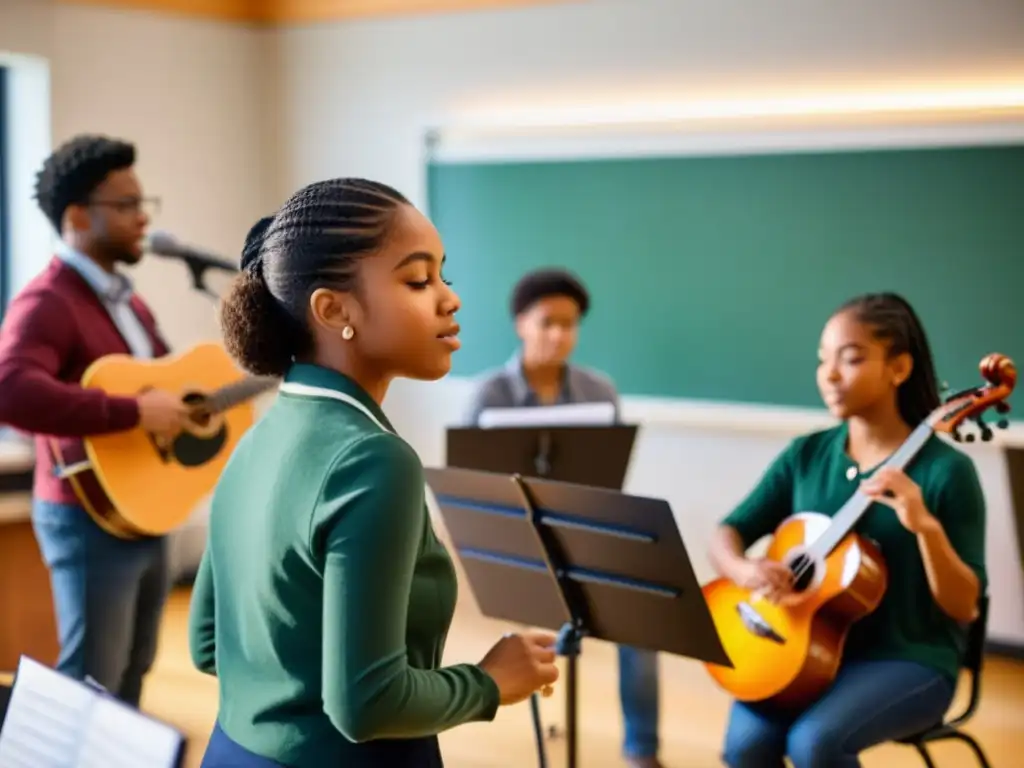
top-left (342, 326), bottom-right (354, 340)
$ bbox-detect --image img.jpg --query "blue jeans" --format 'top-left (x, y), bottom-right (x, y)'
top-left (619, 644), bottom-right (660, 759)
top-left (31, 500), bottom-right (170, 707)
top-left (722, 659), bottom-right (955, 767)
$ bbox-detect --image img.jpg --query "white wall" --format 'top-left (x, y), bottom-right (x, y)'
top-left (274, 0), bottom-right (1024, 644)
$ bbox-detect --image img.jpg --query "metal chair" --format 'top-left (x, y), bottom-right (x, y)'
top-left (896, 593), bottom-right (992, 767)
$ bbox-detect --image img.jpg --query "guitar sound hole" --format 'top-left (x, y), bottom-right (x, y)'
top-left (788, 554), bottom-right (816, 593)
top-left (172, 429), bottom-right (228, 467)
top-left (167, 391), bottom-right (227, 468)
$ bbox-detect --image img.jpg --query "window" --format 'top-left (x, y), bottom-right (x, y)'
top-left (0, 66), bottom-right (8, 319)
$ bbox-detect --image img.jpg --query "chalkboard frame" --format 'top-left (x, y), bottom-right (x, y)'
top-left (424, 122), bottom-right (1024, 414)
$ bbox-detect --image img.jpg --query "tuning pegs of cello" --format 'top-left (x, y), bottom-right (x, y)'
top-left (971, 415), bottom-right (992, 442)
top-left (994, 401), bottom-right (1012, 429)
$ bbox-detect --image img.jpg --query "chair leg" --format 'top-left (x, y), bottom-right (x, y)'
top-left (914, 743), bottom-right (937, 768)
top-left (950, 731), bottom-right (992, 768)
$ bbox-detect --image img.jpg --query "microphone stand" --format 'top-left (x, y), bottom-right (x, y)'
top-left (179, 256), bottom-right (238, 301)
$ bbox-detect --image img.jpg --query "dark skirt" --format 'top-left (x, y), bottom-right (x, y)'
top-left (200, 721), bottom-right (444, 768)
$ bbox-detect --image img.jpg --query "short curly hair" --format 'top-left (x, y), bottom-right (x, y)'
top-left (33, 134), bottom-right (136, 232)
top-left (510, 268), bottom-right (590, 318)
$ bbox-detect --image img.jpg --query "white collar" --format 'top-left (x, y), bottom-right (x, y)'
top-left (278, 381), bottom-right (434, 502)
top-left (278, 381), bottom-right (391, 434)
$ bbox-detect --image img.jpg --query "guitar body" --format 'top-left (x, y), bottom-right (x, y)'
top-left (702, 512), bottom-right (888, 710)
top-left (52, 343), bottom-right (264, 539)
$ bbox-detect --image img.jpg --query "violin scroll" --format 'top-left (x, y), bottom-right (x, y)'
top-left (980, 353), bottom-right (1017, 390)
top-left (932, 354), bottom-right (1016, 444)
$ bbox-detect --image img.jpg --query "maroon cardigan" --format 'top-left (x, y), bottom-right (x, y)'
top-left (0, 257), bottom-right (170, 505)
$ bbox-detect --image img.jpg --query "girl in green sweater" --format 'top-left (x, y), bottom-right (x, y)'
top-left (189, 178), bottom-right (559, 767)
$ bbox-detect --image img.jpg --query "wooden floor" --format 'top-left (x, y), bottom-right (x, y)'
top-left (141, 586), bottom-right (1024, 768)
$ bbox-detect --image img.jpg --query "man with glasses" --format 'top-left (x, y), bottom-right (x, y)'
top-left (0, 134), bottom-right (187, 707)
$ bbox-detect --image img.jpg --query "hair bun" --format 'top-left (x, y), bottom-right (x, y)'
top-left (241, 215), bottom-right (275, 272)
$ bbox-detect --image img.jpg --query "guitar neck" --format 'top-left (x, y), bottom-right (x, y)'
top-left (202, 376), bottom-right (279, 415)
top-left (809, 419), bottom-right (936, 559)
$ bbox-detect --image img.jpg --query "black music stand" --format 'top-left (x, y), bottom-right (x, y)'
top-left (446, 424), bottom-right (638, 490)
top-left (424, 465), bottom-right (731, 768)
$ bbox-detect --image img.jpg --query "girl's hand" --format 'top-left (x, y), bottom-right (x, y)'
top-left (860, 466), bottom-right (938, 534)
top-left (733, 557), bottom-right (794, 603)
top-left (479, 629), bottom-right (559, 705)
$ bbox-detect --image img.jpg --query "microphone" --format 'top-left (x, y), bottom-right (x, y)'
top-left (145, 230), bottom-right (239, 274)
top-left (144, 230), bottom-right (239, 298)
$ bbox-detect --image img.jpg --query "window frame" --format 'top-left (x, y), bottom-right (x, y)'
top-left (0, 66), bottom-right (9, 319)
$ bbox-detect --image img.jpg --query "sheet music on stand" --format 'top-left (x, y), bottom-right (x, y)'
top-left (0, 655), bottom-right (186, 768)
top-left (477, 401), bottom-right (616, 429)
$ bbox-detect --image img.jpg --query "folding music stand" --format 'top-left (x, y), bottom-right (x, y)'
top-left (445, 423), bottom-right (637, 490)
top-left (424, 465), bottom-right (731, 768)
top-left (0, 655), bottom-right (188, 768)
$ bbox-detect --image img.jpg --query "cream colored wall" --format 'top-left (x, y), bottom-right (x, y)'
top-left (49, 5), bottom-right (280, 349)
top-left (274, 0), bottom-right (1024, 203)
top-left (4, 1), bottom-right (280, 340)
top-left (0, 0), bottom-right (55, 60)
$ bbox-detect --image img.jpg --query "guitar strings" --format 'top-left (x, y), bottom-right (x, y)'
top-left (781, 412), bottom-right (943, 590)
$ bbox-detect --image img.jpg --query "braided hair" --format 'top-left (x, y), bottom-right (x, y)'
top-left (220, 178), bottom-right (409, 377)
top-left (33, 134), bottom-right (136, 232)
top-left (838, 292), bottom-right (942, 426)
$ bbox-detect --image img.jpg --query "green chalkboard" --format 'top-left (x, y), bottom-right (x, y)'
top-left (427, 144), bottom-right (1024, 410)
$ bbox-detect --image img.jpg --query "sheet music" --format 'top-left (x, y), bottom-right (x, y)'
top-left (0, 656), bottom-right (182, 768)
top-left (477, 401), bottom-right (616, 428)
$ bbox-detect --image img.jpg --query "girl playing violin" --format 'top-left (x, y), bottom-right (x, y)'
top-left (709, 292), bottom-right (987, 767)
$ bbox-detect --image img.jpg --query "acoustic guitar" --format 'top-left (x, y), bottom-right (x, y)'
top-left (50, 343), bottom-right (278, 540)
top-left (702, 353), bottom-right (1016, 710)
